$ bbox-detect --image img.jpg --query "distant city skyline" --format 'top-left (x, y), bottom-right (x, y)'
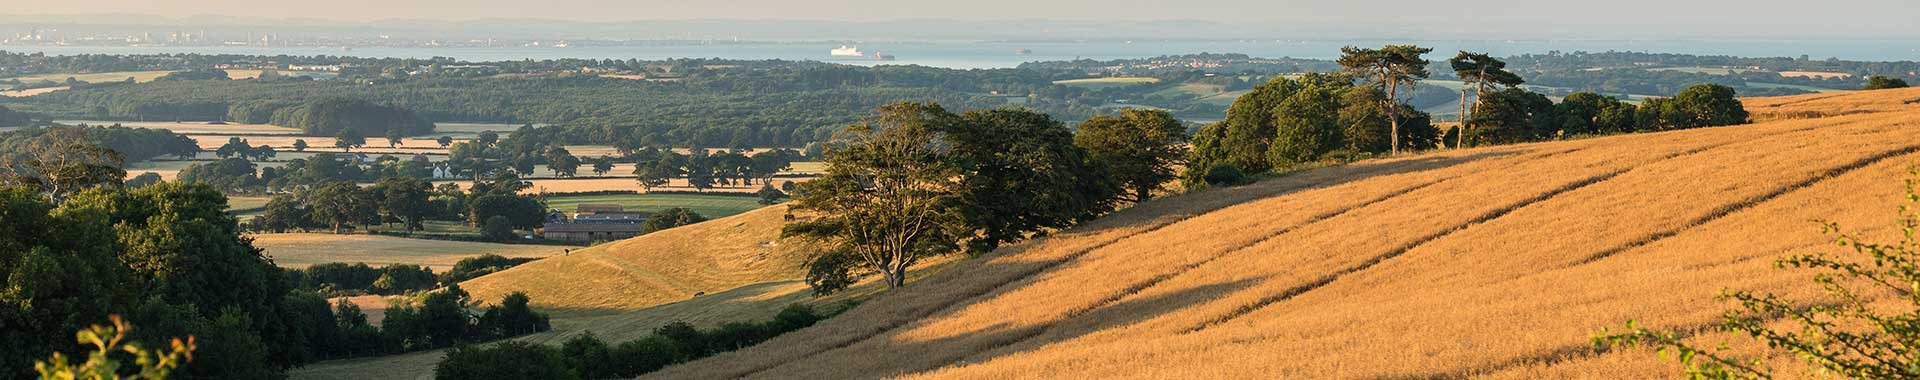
top-left (8, 0), bottom-right (1920, 39)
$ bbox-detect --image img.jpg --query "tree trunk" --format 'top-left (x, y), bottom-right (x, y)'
top-left (1386, 78), bottom-right (1401, 155)
top-left (332, 222), bottom-right (343, 234)
top-left (885, 268), bottom-right (907, 288)
top-left (1457, 87), bottom-right (1469, 149)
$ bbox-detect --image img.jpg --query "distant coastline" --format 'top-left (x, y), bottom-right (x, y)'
top-left (9, 38), bottom-right (1919, 69)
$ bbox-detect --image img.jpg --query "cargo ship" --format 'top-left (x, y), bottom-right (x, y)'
top-left (830, 45), bottom-right (864, 57)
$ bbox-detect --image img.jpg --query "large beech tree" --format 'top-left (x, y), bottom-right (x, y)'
top-left (786, 102), bottom-right (1117, 293)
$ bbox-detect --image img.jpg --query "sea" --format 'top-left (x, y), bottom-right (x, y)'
top-left (9, 39), bottom-right (1920, 69)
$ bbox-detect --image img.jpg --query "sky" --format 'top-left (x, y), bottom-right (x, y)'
top-left (11, 0), bottom-right (1920, 38)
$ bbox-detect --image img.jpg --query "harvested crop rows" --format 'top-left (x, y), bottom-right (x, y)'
top-left (646, 88), bottom-right (1920, 379)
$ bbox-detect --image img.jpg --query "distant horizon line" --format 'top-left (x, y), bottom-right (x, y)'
top-left (3, 13), bottom-right (1918, 41)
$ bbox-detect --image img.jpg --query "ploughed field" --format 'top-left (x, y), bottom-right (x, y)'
top-left (637, 87), bottom-right (1920, 379)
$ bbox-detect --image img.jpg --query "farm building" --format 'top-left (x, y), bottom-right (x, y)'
top-left (540, 204), bottom-right (653, 243)
top-left (571, 204), bottom-right (651, 223)
top-left (540, 222), bottom-right (646, 243)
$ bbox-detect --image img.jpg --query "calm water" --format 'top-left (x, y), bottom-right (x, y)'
top-left (11, 39), bottom-right (1920, 69)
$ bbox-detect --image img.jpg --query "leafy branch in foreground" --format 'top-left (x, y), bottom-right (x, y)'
top-left (1593, 171), bottom-right (1920, 380)
top-left (35, 315), bottom-right (197, 380)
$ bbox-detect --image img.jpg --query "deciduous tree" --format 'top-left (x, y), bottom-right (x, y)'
top-left (333, 129), bottom-right (366, 153)
top-left (1073, 109), bottom-right (1188, 202)
top-left (307, 181), bottom-right (377, 234)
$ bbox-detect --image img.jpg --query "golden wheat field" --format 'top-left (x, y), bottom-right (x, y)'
top-left (253, 233), bottom-right (567, 271)
top-left (462, 205), bottom-right (811, 316)
top-left (288, 203), bottom-right (928, 380)
top-left (0, 86), bottom-right (68, 97)
top-left (55, 120), bottom-right (303, 134)
top-left (613, 87), bottom-right (1920, 379)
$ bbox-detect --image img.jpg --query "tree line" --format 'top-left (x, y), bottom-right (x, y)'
top-left (234, 97), bottom-right (437, 137)
top-left (1185, 46), bottom-right (1754, 189)
top-left (0, 123), bottom-right (200, 162)
top-left (0, 133), bottom-right (566, 378)
top-left (788, 45), bottom-right (1757, 297)
top-left (435, 303), bottom-right (833, 380)
top-left (787, 103), bottom-right (1188, 292)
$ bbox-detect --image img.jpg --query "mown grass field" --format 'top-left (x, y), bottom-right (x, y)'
top-left (1052, 77), bottom-right (1161, 89)
top-left (127, 159), bottom-right (289, 181)
top-left (4, 70), bottom-right (177, 83)
top-left (226, 195), bottom-right (273, 211)
top-left (55, 120), bottom-right (302, 134)
top-left (1746, 81), bottom-right (1845, 93)
top-left (543, 193), bottom-right (769, 218)
top-left (625, 87), bottom-right (1920, 379)
top-left (0, 86), bottom-right (67, 97)
top-left (253, 233), bottom-right (566, 271)
top-left (1646, 66), bottom-right (1761, 75)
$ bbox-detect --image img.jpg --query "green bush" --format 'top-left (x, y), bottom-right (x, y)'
top-left (608, 336), bottom-right (679, 377)
top-left (1864, 75), bottom-right (1910, 90)
top-left (481, 215), bottom-right (516, 242)
top-left (560, 333), bottom-right (615, 380)
top-left (1202, 163), bottom-right (1250, 187)
top-left (440, 254), bottom-right (539, 284)
top-left (432, 303), bottom-right (826, 379)
top-left (434, 341), bottom-right (575, 380)
top-left (475, 292), bottom-right (550, 339)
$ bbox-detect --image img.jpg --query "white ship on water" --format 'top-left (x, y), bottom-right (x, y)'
top-left (830, 45), bottom-right (865, 57)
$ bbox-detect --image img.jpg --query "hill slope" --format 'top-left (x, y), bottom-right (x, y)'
top-left (463, 204), bottom-right (812, 317)
top-left (643, 87), bottom-right (1920, 379)
top-left (293, 204), bottom-right (856, 380)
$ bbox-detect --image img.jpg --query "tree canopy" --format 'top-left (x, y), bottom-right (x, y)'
top-left (269, 98), bottom-right (435, 137)
top-left (787, 102), bottom-right (1118, 293)
top-left (1074, 109), bottom-right (1189, 202)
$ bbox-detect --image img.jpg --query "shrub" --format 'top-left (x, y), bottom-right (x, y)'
top-left (1864, 75), bottom-right (1910, 90)
top-left (1201, 163), bottom-right (1250, 187)
top-left (652, 321), bottom-right (710, 361)
top-left (559, 333), bottom-right (615, 380)
top-left (440, 254), bottom-right (539, 284)
top-left (33, 315), bottom-right (195, 380)
top-left (371, 264), bottom-right (437, 294)
top-left (475, 292), bottom-right (550, 339)
top-left (641, 208), bottom-right (707, 234)
top-left (434, 341), bottom-right (575, 380)
top-left (608, 336), bottom-right (680, 377)
top-left (126, 172), bottom-right (164, 188)
top-left (481, 215), bottom-right (516, 242)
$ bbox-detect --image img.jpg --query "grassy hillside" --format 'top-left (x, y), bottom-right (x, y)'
top-left (461, 205), bottom-right (815, 317)
top-left (638, 87), bottom-right (1920, 379)
top-left (289, 203), bottom-right (924, 380)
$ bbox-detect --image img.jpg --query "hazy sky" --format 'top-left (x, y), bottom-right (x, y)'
top-left (13, 0), bottom-right (1920, 37)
